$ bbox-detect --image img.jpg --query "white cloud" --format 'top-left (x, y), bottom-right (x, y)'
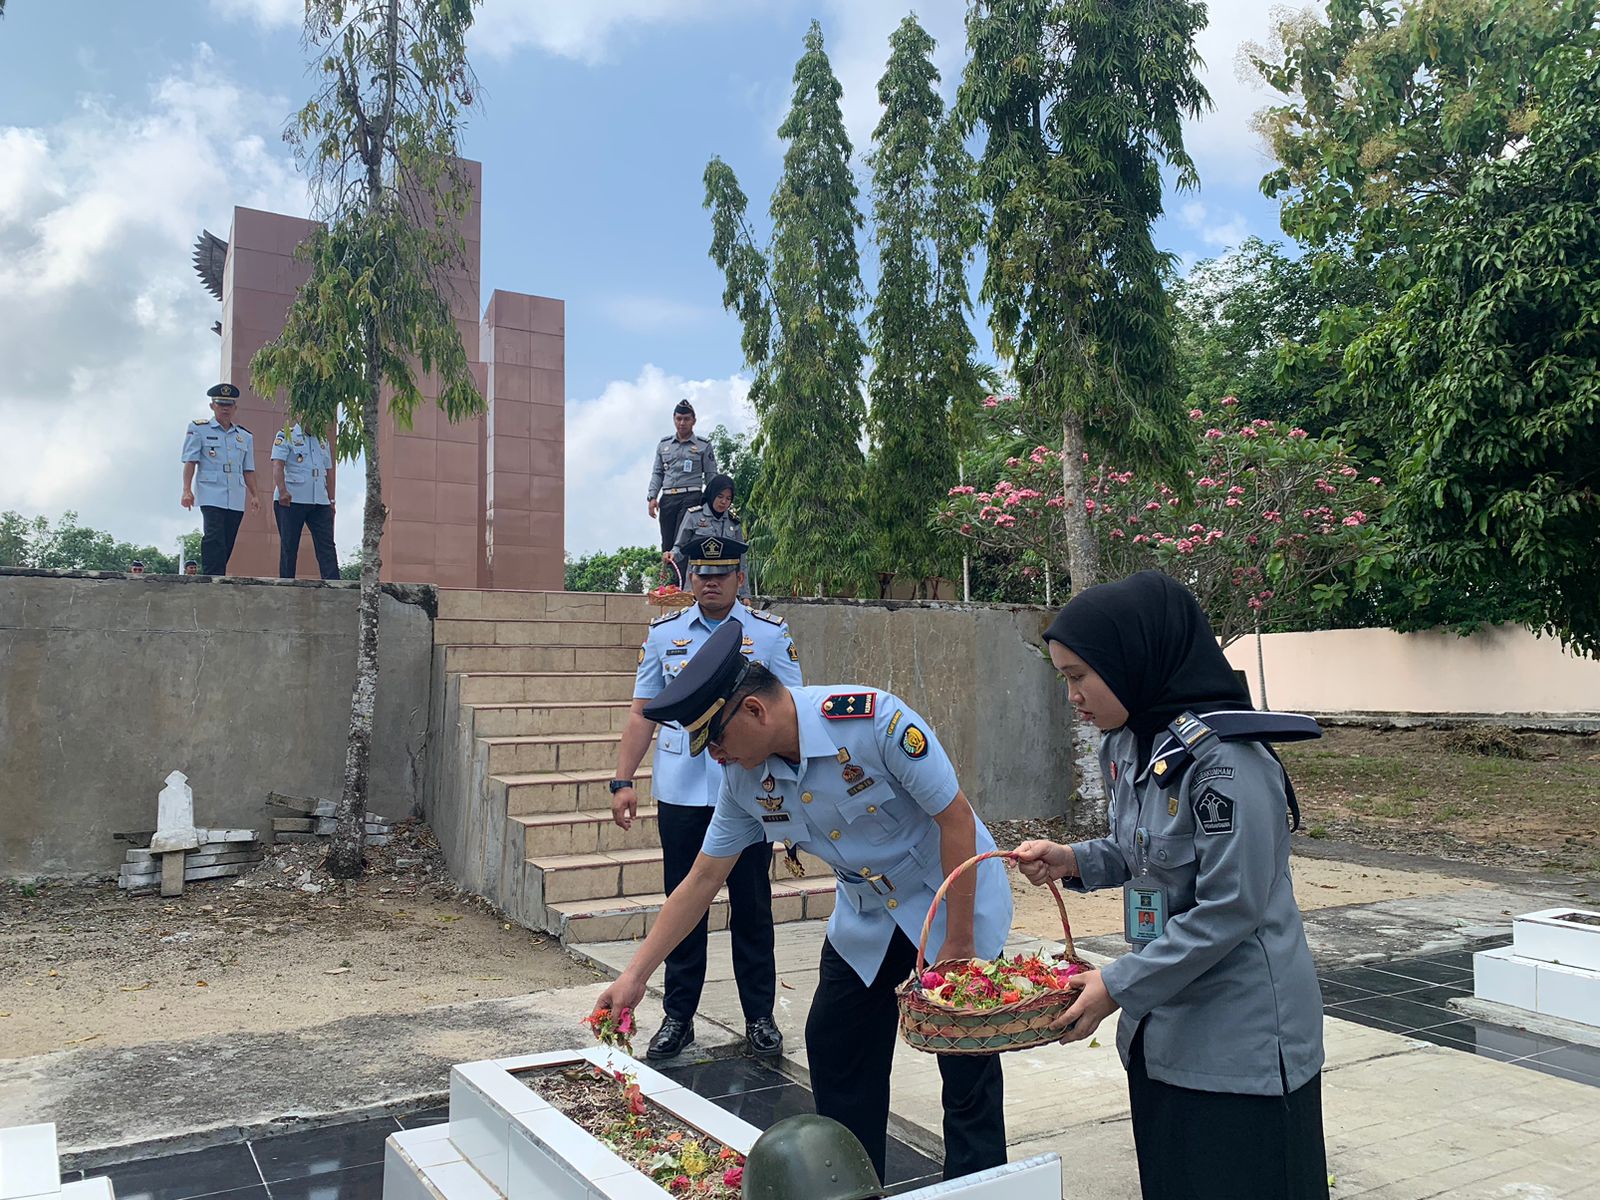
top-left (565, 365), bottom-right (753, 556)
top-left (602, 294), bottom-right (716, 333)
top-left (0, 47), bottom-right (310, 556)
top-left (1180, 200), bottom-right (1252, 253)
top-left (1185, 0), bottom-right (1288, 184)
top-left (207, 0), bottom-right (304, 29)
top-left (470, 0), bottom-right (742, 64)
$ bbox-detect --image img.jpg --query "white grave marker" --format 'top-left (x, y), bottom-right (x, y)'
top-left (150, 771), bottom-right (200, 854)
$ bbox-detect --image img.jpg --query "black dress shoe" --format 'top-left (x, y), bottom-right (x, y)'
top-left (745, 1015), bottom-right (783, 1059)
top-left (646, 1016), bottom-right (695, 1061)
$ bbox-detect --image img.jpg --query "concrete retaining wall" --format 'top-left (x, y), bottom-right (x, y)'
top-left (768, 599), bottom-right (1074, 821)
top-left (1222, 624), bottom-right (1600, 719)
top-left (0, 571), bottom-right (435, 878)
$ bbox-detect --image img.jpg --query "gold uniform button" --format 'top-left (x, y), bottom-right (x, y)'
top-left (866, 805), bottom-right (877, 813)
top-left (859, 867), bottom-right (872, 877)
top-left (886, 898), bottom-right (898, 909)
top-left (802, 792), bottom-right (813, 804)
top-left (830, 830), bottom-right (841, 840)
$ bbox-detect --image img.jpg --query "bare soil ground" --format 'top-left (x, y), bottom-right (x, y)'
top-left (0, 820), bottom-right (595, 1059)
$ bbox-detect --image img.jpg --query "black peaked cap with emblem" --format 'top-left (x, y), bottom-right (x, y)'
top-left (642, 619), bottom-right (749, 756)
top-left (686, 533), bottom-right (746, 576)
top-left (674, 398), bottom-right (695, 415)
top-left (207, 383), bottom-right (240, 400)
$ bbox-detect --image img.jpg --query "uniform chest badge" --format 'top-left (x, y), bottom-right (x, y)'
top-left (207, 447), bottom-right (217, 457)
top-left (836, 749), bottom-right (851, 764)
top-left (1109, 762), bottom-right (1119, 782)
top-left (672, 638), bottom-right (693, 647)
top-left (295, 453), bottom-right (304, 462)
top-left (842, 764), bottom-right (864, 784)
top-left (761, 774), bottom-right (776, 793)
top-left (847, 777), bottom-right (876, 796)
top-left (758, 794), bottom-right (785, 812)
top-left (1169, 796), bottom-right (1180, 817)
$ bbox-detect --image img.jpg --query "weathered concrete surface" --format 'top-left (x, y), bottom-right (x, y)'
top-left (770, 599), bottom-right (1073, 821)
top-left (0, 982), bottom-right (739, 1166)
top-left (0, 571), bottom-right (435, 878)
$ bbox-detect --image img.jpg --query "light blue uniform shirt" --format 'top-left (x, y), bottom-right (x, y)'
top-left (181, 418), bottom-right (255, 511)
top-left (704, 686), bottom-right (1013, 985)
top-left (634, 601), bottom-right (803, 807)
top-left (270, 424), bottom-right (334, 505)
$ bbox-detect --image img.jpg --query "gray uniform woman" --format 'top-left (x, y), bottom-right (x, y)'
top-left (1015, 570), bottom-right (1328, 1200)
top-left (669, 474), bottom-right (747, 597)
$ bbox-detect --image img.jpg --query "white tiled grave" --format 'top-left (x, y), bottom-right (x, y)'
top-left (0, 1122), bottom-right (114, 1200)
top-left (1475, 907), bottom-right (1600, 1027)
top-left (382, 1048), bottom-right (1061, 1200)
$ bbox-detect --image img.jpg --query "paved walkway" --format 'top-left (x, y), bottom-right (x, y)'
top-left (580, 867), bottom-right (1600, 1200)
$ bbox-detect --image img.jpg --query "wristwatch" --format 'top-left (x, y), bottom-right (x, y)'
top-left (608, 780), bottom-right (633, 794)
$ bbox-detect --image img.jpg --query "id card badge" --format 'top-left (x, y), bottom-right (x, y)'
top-left (682, 458), bottom-right (694, 472)
top-left (1124, 884), bottom-right (1168, 944)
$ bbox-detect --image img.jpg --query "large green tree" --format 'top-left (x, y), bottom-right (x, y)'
top-left (0, 511), bottom-right (183, 573)
top-left (1346, 41), bottom-right (1600, 653)
top-left (704, 21), bottom-right (872, 595)
top-left (252, 0), bottom-right (484, 877)
top-left (864, 15), bottom-right (980, 593)
top-left (959, 0), bottom-right (1210, 596)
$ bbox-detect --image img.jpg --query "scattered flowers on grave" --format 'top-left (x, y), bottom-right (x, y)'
top-left (915, 952), bottom-right (1086, 1010)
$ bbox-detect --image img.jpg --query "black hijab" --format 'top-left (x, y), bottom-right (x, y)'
top-left (702, 474), bottom-right (736, 518)
top-left (1043, 570), bottom-right (1251, 762)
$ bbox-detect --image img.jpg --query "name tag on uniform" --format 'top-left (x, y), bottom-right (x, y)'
top-left (1124, 884), bottom-right (1167, 944)
top-left (761, 813), bottom-right (791, 824)
top-left (682, 459), bottom-right (693, 472)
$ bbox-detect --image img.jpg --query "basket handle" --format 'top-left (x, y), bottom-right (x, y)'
top-left (914, 850), bottom-right (1077, 975)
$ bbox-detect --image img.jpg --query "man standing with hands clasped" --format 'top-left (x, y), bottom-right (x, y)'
top-left (594, 619), bottom-right (1013, 1184)
top-left (646, 399), bottom-right (717, 565)
top-left (180, 383), bottom-right (259, 576)
top-left (271, 421), bottom-right (340, 580)
top-left (610, 534), bottom-right (800, 1063)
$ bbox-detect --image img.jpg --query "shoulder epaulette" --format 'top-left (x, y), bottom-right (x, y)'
top-left (650, 609), bottom-right (685, 627)
top-left (686, 504), bottom-right (703, 514)
top-left (235, 424), bottom-right (251, 434)
top-left (1145, 710), bottom-right (1322, 789)
top-left (192, 418), bottom-right (209, 425)
top-left (747, 608), bottom-right (784, 625)
top-left (821, 692), bottom-right (875, 720)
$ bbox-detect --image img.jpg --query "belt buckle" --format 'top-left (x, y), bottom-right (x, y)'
top-left (865, 872), bottom-right (894, 896)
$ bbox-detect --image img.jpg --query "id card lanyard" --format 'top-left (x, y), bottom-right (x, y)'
top-left (1124, 767), bottom-right (1168, 944)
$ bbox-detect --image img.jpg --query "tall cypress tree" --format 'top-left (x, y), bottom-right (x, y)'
top-left (705, 21), bottom-right (871, 595)
top-left (865, 15), bottom-right (979, 592)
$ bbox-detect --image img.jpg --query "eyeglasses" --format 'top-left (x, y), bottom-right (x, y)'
top-left (706, 696), bottom-right (749, 751)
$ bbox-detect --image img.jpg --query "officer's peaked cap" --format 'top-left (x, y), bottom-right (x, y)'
top-left (641, 619), bottom-right (748, 756)
top-left (673, 398), bottom-right (695, 416)
top-left (207, 383), bottom-right (241, 401)
top-left (687, 533), bottom-right (746, 576)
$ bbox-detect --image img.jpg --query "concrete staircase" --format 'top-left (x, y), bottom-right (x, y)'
top-left (427, 590), bottom-right (835, 946)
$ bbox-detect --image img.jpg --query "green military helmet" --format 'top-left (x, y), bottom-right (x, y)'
top-left (741, 1114), bottom-right (883, 1200)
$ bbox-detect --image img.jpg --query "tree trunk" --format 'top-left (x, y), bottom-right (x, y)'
top-left (1060, 406), bottom-right (1106, 826)
top-left (325, 322), bottom-right (385, 880)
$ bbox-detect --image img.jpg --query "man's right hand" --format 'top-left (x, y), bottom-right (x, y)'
top-left (180, 489), bottom-right (195, 510)
top-left (593, 971), bottom-right (647, 1023)
top-left (278, 493), bottom-right (293, 507)
top-left (647, 498), bottom-right (660, 519)
top-left (611, 785), bottom-right (638, 830)
top-left (1013, 839), bottom-right (1077, 885)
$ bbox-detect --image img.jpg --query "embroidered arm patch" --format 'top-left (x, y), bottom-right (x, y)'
top-left (821, 692), bottom-right (875, 719)
top-left (899, 724), bottom-right (928, 759)
top-left (1193, 786), bottom-right (1235, 835)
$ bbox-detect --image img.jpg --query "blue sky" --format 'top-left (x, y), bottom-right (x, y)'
top-left (0, 0), bottom-right (1290, 560)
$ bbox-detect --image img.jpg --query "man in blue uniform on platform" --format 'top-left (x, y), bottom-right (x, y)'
top-left (271, 422), bottom-right (340, 580)
top-left (594, 621), bottom-right (1012, 1183)
top-left (180, 383), bottom-right (260, 575)
top-left (609, 534), bottom-right (801, 1062)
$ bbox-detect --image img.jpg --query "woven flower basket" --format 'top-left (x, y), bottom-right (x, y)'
top-left (647, 561), bottom-right (695, 609)
top-left (896, 850), bottom-right (1089, 1056)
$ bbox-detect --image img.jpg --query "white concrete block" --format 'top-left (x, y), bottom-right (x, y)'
top-left (455, 1060), bottom-right (550, 1117)
top-left (390, 1126), bottom-right (460, 1169)
top-left (495, 1051), bottom-right (584, 1072)
top-left (447, 1070), bottom-right (510, 1195)
top-left (1535, 960), bottom-right (1600, 1027)
top-left (419, 1159), bottom-right (501, 1200)
top-left (592, 1172), bottom-right (673, 1200)
top-left (0, 1122), bottom-right (60, 1200)
top-left (58, 1180), bottom-right (111, 1200)
top-left (506, 1117), bottom-right (596, 1200)
top-left (383, 1140), bottom-right (437, 1200)
top-left (637, 1086), bottom-right (760, 1154)
top-left (1475, 946), bottom-right (1537, 1012)
top-left (897, 1154), bottom-right (1061, 1199)
top-left (578, 1048), bottom-right (681, 1097)
top-left (1514, 908), bottom-right (1600, 972)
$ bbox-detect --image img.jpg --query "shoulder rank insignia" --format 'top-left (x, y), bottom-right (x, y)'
top-left (192, 417), bottom-right (209, 424)
top-left (821, 692), bottom-right (875, 719)
top-left (650, 609), bottom-right (685, 627)
top-left (747, 608), bottom-right (784, 625)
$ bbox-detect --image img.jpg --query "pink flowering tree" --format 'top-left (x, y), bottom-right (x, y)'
top-left (940, 397), bottom-right (1391, 648)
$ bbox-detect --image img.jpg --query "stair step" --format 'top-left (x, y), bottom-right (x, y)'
top-left (514, 807), bottom-right (663, 857)
top-left (496, 768), bottom-right (654, 816)
top-left (548, 879), bottom-right (837, 945)
top-left (484, 732), bottom-right (627, 775)
top-left (469, 701), bottom-right (632, 737)
top-left (527, 844), bottom-right (833, 904)
top-left (436, 589), bottom-right (653, 624)
top-left (457, 672), bottom-right (637, 704)
top-left (443, 644), bottom-right (642, 674)
top-left (435, 618), bottom-right (646, 648)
